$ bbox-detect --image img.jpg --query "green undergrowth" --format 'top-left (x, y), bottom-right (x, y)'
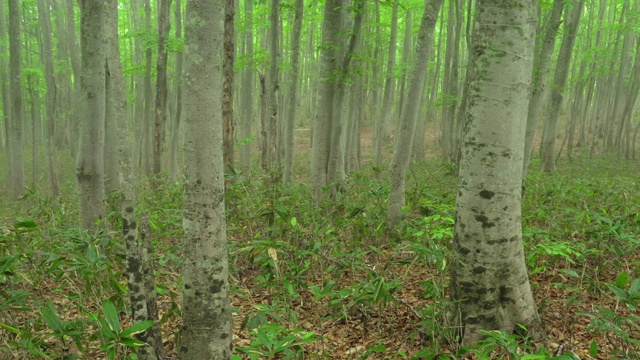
top-left (0, 156), bottom-right (639, 359)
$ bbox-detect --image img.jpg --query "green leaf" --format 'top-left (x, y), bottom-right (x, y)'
top-left (40, 307), bottom-right (64, 333)
top-left (290, 217), bottom-right (297, 227)
top-left (615, 272), bottom-right (630, 288)
top-left (606, 284), bottom-right (628, 301)
top-left (0, 323), bottom-right (20, 334)
top-left (589, 340), bottom-right (598, 357)
top-left (120, 337), bottom-right (147, 347)
top-left (558, 269), bottom-right (579, 278)
top-left (14, 220), bottom-right (37, 229)
top-left (102, 300), bottom-right (121, 333)
top-left (121, 320), bottom-right (156, 338)
top-left (629, 278), bottom-right (640, 296)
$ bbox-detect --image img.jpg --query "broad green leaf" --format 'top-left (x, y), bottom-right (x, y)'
top-left (615, 272), bottom-right (630, 288)
top-left (14, 220), bottom-right (37, 229)
top-left (629, 278), bottom-right (640, 296)
top-left (606, 284), bottom-right (628, 301)
top-left (121, 320), bottom-right (156, 338)
top-left (589, 340), bottom-right (598, 357)
top-left (40, 307), bottom-right (64, 333)
top-left (102, 300), bottom-right (121, 333)
top-left (290, 217), bottom-right (297, 227)
top-left (120, 337), bottom-right (147, 347)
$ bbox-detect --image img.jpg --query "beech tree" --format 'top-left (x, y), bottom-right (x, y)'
top-left (387, 0), bottom-right (443, 230)
top-left (8, 0), bottom-right (25, 200)
top-left (450, 0), bottom-right (544, 345)
top-left (76, 0), bottom-right (106, 229)
top-left (180, 0), bottom-right (232, 358)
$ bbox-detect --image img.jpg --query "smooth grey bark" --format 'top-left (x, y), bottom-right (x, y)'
top-left (441, 0), bottom-right (463, 163)
top-left (267, 0), bottom-right (280, 171)
top-left (180, 0), bottom-right (232, 358)
top-left (25, 68), bottom-right (41, 187)
top-left (374, 1), bottom-right (399, 165)
top-left (387, 0), bottom-right (443, 230)
top-left (0, 0), bottom-right (10, 190)
top-left (77, 0), bottom-right (106, 229)
top-left (540, 1), bottom-right (583, 173)
top-left (152, 0), bottom-right (172, 182)
top-left (522, 0), bottom-right (563, 174)
top-left (65, 0), bottom-right (82, 157)
top-left (451, 0), bottom-right (544, 346)
top-left (104, 60), bottom-right (121, 195)
top-left (105, 1), bottom-right (163, 358)
top-left (223, 0), bottom-right (235, 175)
top-left (240, 0), bottom-right (254, 173)
top-left (36, 0), bottom-right (59, 198)
top-left (142, 0), bottom-right (153, 175)
top-left (8, 0), bottom-right (25, 200)
top-left (169, 0), bottom-right (183, 180)
top-left (327, 0), bottom-right (365, 192)
top-left (283, 0), bottom-right (304, 185)
top-left (396, 9), bottom-right (413, 122)
top-left (312, 0), bottom-right (342, 203)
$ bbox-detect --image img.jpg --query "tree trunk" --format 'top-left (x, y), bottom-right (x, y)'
top-left (180, 0), bottom-right (232, 358)
top-left (268, 0), bottom-right (280, 172)
top-left (8, 0), bottom-right (25, 200)
top-left (223, 0), bottom-right (235, 175)
top-left (36, 0), bottom-right (60, 198)
top-left (451, 0), bottom-right (544, 346)
top-left (327, 0), bottom-right (366, 193)
top-left (283, 0), bottom-right (304, 185)
top-left (169, 0), bottom-right (183, 180)
top-left (152, 0), bottom-right (171, 183)
top-left (539, 2), bottom-right (583, 173)
top-left (239, 0), bottom-right (254, 174)
top-left (0, 0), bottom-right (10, 192)
top-left (76, 0), bottom-right (106, 229)
top-left (312, 0), bottom-right (342, 203)
top-left (104, 59), bottom-right (121, 196)
top-left (374, 1), bottom-right (399, 165)
top-left (387, 0), bottom-right (443, 230)
top-left (523, 0), bottom-right (564, 173)
top-left (65, 0), bottom-right (82, 158)
top-left (142, 0), bottom-right (153, 175)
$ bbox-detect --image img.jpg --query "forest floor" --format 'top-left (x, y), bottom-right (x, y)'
top-left (1, 129), bottom-right (640, 359)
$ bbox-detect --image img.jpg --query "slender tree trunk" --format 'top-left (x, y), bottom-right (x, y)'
top-left (387, 0), bottom-right (443, 230)
top-left (169, 0), bottom-right (183, 180)
top-left (451, 0), bottom-right (544, 346)
top-left (327, 0), bottom-right (366, 192)
top-left (374, 1), bottom-right (399, 165)
top-left (66, 0), bottom-right (82, 159)
top-left (8, 0), bottom-right (25, 200)
top-left (540, 2), bottom-right (583, 173)
top-left (106, 1), bottom-right (163, 358)
top-left (180, 0), bottom-right (232, 358)
top-left (142, 0), bottom-right (153, 175)
top-left (36, 0), bottom-right (59, 198)
top-left (152, 0), bottom-right (171, 183)
top-left (223, 0), bottom-right (235, 175)
top-left (312, 0), bottom-right (342, 203)
top-left (522, 0), bottom-right (563, 174)
top-left (268, 0), bottom-right (280, 173)
top-left (283, 0), bottom-right (304, 185)
top-left (0, 0), bottom-right (10, 191)
top-left (240, 0), bottom-right (254, 174)
top-left (104, 60), bottom-right (121, 195)
top-left (76, 0), bottom-right (106, 229)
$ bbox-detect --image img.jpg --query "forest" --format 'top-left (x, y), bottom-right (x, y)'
top-left (0, 0), bottom-right (639, 358)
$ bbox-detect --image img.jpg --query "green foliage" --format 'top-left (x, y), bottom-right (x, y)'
top-left (236, 323), bottom-right (319, 359)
